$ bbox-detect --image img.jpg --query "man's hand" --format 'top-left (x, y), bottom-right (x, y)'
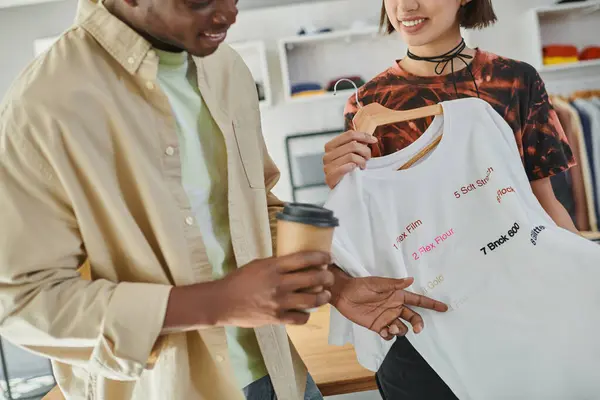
top-left (163, 252), bottom-right (334, 333)
top-left (212, 251), bottom-right (334, 327)
top-left (329, 266), bottom-right (448, 340)
top-left (323, 130), bottom-right (378, 189)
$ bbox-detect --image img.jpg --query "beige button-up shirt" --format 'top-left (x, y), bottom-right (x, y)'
top-left (0, 1), bottom-right (308, 399)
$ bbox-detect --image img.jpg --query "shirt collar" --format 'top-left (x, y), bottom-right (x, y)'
top-left (75, 0), bottom-right (152, 75)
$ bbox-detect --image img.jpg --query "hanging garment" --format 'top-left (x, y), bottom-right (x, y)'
top-left (591, 96), bottom-right (600, 116)
top-left (553, 97), bottom-right (597, 231)
top-left (551, 97), bottom-right (591, 231)
top-left (573, 99), bottom-right (600, 224)
top-left (325, 98), bottom-right (600, 400)
top-left (565, 100), bottom-right (599, 231)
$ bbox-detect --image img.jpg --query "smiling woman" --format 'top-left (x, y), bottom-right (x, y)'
top-left (380, 0), bottom-right (496, 52)
top-left (380, 0), bottom-right (496, 35)
top-left (322, 0), bottom-right (581, 399)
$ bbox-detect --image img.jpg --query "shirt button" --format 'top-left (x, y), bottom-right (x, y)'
top-left (127, 57), bottom-right (135, 65)
top-left (185, 216), bottom-right (194, 226)
top-left (165, 146), bottom-right (175, 156)
top-left (215, 355), bottom-right (224, 363)
top-left (146, 81), bottom-right (155, 90)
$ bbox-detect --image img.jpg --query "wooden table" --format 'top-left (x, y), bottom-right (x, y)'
top-left (42, 386), bottom-right (63, 400)
top-left (286, 305), bottom-right (377, 396)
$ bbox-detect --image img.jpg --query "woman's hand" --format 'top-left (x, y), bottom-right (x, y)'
top-left (329, 266), bottom-right (448, 340)
top-left (323, 130), bottom-right (378, 189)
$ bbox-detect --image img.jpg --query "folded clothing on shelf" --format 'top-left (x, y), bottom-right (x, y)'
top-left (291, 82), bottom-right (323, 97)
top-left (543, 44), bottom-right (579, 65)
top-left (292, 89), bottom-right (326, 98)
top-left (326, 76), bottom-right (365, 92)
top-left (543, 44), bottom-right (600, 65)
top-left (580, 46), bottom-right (600, 61)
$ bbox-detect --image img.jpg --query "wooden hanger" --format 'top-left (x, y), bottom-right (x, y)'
top-left (397, 134), bottom-right (443, 170)
top-left (353, 102), bottom-right (443, 170)
top-left (352, 103), bottom-right (443, 136)
top-left (334, 79), bottom-right (444, 171)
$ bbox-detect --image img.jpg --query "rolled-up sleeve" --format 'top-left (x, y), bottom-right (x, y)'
top-left (0, 117), bottom-right (172, 381)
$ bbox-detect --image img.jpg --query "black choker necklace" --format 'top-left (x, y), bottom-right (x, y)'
top-left (406, 38), bottom-right (480, 99)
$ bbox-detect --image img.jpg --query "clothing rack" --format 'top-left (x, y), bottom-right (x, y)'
top-left (549, 89), bottom-right (600, 240)
top-left (553, 89), bottom-right (600, 102)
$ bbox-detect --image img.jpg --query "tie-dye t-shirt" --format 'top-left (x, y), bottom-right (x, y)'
top-left (343, 49), bottom-right (575, 181)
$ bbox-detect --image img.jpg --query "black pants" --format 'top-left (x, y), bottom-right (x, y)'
top-left (375, 337), bottom-right (459, 400)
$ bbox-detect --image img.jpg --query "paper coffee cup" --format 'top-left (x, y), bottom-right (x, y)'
top-left (276, 203), bottom-right (339, 312)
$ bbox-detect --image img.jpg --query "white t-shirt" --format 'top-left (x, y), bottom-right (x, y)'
top-left (325, 97), bottom-right (600, 399)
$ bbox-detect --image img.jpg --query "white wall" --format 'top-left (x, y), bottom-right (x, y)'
top-left (0, 0), bottom-right (76, 96)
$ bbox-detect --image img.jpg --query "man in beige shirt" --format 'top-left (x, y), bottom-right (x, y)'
top-left (0, 0), bottom-right (446, 399)
top-left (0, 0), bottom-right (334, 398)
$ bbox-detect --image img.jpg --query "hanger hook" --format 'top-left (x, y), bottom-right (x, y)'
top-left (333, 78), bottom-right (363, 109)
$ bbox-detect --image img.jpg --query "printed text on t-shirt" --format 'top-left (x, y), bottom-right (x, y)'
top-left (530, 225), bottom-right (546, 245)
top-left (419, 274), bottom-right (445, 296)
top-left (412, 228), bottom-right (455, 260)
top-left (480, 222), bottom-right (520, 255)
top-left (453, 167), bottom-right (494, 199)
top-left (496, 186), bottom-right (516, 204)
top-left (392, 219), bottom-right (423, 250)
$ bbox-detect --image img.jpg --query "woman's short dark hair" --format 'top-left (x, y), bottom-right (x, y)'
top-left (380, 0), bottom-right (497, 34)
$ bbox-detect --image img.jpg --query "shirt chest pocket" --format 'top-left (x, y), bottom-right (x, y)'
top-left (232, 120), bottom-right (265, 189)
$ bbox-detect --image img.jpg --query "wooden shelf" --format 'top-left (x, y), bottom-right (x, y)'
top-left (287, 305), bottom-right (377, 396)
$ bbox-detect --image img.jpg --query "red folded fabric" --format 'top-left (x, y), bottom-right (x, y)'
top-left (580, 47), bottom-right (600, 61)
top-left (543, 45), bottom-right (578, 58)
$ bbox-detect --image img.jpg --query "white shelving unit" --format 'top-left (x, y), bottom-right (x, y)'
top-left (278, 26), bottom-right (405, 104)
top-left (539, 58), bottom-right (600, 73)
top-left (0, 0), bottom-right (62, 8)
top-left (528, 1), bottom-right (600, 73)
top-left (228, 40), bottom-right (272, 108)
